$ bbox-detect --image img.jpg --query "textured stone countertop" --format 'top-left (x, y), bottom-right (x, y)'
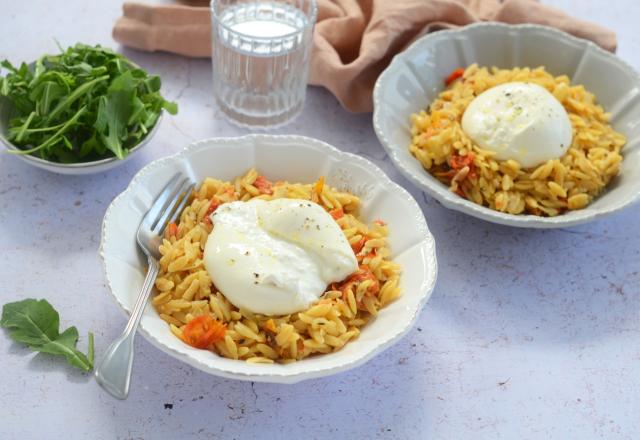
top-left (1, 1), bottom-right (638, 439)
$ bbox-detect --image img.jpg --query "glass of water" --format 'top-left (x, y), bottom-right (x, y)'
top-left (210, 0), bottom-right (317, 128)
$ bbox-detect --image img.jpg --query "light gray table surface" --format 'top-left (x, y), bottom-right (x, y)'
top-left (1, 1), bottom-right (638, 439)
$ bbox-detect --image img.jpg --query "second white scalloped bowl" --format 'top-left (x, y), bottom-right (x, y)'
top-left (100, 135), bottom-right (437, 383)
top-left (374, 23), bottom-right (640, 228)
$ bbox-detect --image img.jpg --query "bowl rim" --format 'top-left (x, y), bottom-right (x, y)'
top-left (0, 111), bottom-right (163, 170)
top-left (99, 134), bottom-right (438, 382)
top-left (373, 22), bottom-right (640, 228)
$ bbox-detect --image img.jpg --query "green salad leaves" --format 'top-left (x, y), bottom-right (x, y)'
top-left (0, 43), bottom-right (177, 162)
top-left (1, 299), bottom-right (94, 372)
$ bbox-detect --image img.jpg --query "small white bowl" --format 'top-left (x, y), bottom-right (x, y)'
top-left (0, 98), bottom-right (162, 175)
top-left (373, 23), bottom-right (640, 228)
top-left (100, 135), bottom-right (437, 383)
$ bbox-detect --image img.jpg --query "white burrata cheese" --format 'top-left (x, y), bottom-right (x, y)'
top-left (203, 199), bottom-right (358, 315)
top-left (461, 82), bottom-right (573, 168)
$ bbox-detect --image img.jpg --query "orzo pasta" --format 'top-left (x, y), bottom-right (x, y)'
top-left (153, 169), bottom-right (402, 363)
top-left (409, 64), bottom-right (626, 216)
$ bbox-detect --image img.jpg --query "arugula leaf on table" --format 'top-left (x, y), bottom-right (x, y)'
top-left (1, 299), bottom-right (94, 372)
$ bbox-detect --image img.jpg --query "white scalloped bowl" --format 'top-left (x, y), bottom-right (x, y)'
top-left (0, 98), bottom-right (163, 175)
top-left (100, 135), bottom-right (437, 383)
top-left (374, 23), bottom-right (640, 228)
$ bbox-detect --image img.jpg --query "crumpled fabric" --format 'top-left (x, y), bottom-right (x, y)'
top-left (113, 0), bottom-right (616, 112)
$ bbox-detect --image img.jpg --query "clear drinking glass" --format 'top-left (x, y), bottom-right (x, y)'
top-left (210, 0), bottom-right (317, 127)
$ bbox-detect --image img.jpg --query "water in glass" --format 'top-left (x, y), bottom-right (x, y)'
top-left (211, 0), bottom-right (316, 127)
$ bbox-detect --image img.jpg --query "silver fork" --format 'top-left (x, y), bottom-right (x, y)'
top-left (95, 173), bottom-right (195, 400)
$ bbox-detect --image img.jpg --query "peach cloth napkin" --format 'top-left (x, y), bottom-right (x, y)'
top-left (113, 0), bottom-right (616, 112)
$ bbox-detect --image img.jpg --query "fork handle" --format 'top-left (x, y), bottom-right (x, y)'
top-left (95, 256), bottom-right (160, 400)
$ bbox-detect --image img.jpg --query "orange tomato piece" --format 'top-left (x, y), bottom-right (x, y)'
top-left (351, 265), bottom-right (379, 285)
top-left (182, 315), bottom-right (226, 349)
top-left (450, 152), bottom-right (474, 170)
top-left (254, 175), bottom-right (273, 195)
top-left (449, 153), bottom-right (477, 180)
top-left (444, 68), bottom-right (465, 86)
top-left (329, 208), bottom-right (344, 220)
top-left (167, 223), bottom-right (178, 237)
top-left (207, 197), bottom-right (221, 215)
top-left (351, 237), bottom-right (366, 254)
top-left (203, 197), bottom-right (221, 225)
top-left (339, 265), bottom-right (380, 299)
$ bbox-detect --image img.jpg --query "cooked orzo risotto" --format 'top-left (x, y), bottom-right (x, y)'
top-left (409, 64), bottom-right (626, 216)
top-left (153, 169), bottom-right (402, 363)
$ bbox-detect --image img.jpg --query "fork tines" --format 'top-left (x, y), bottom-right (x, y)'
top-left (145, 173), bottom-right (195, 235)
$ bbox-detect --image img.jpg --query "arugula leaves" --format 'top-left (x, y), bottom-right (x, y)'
top-left (0, 43), bottom-right (177, 163)
top-left (1, 299), bottom-right (94, 372)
